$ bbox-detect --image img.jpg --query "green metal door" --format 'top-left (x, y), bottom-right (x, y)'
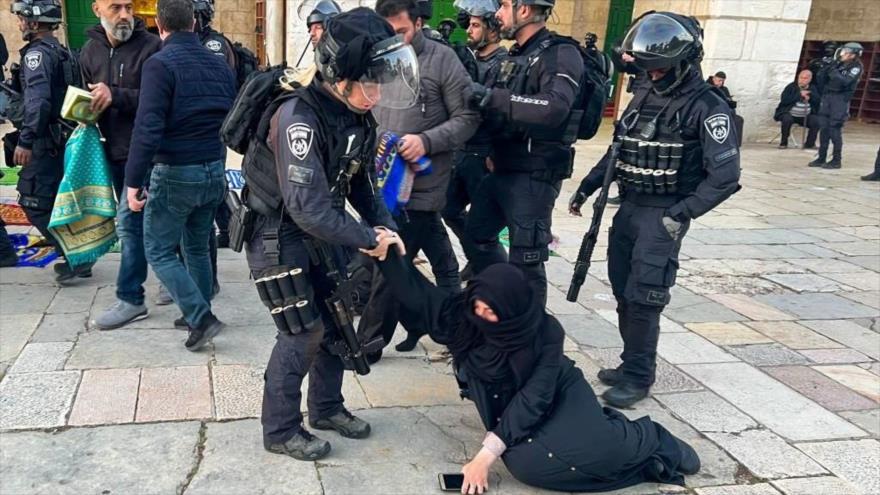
top-left (434, 0), bottom-right (467, 44)
top-left (603, 0), bottom-right (635, 115)
top-left (65, 0), bottom-right (96, 49)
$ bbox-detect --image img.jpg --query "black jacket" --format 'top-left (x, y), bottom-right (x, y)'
top-left (817, 60), bottom-right (864, 126)
top-left (774, 81), bottom-right (819, 121)
top-left (79, 19), bottom-right (162, 163)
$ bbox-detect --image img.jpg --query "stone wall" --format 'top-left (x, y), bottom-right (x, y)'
top-left (0, 0), bottom-right (68, 57)
top-left (805, 0), bottom-right (880, 41)
top-left (212, 0), bottom-right (257, 50)
top-left (571, 0), bottom-right (611, 48)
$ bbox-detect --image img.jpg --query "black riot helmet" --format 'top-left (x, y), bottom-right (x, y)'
top-left (836, 42), bottom-right (864, 60)
top-left (416, 0), bottom-right (434, 20)
top-left (11, 0), bottom-right (62, 25)
top-left (821, 40), bottom-right (839, 58)
top-left (621, 11), bottom-right (703, 95)
top-left (192, 0), bottom-right (215, 30)
top-left (307, 0), bottom-right (342, 28)
top-left (454, 0), bottom-right (501, 49)
top-left (316, 7), bottom-right (420, 111)
top-left (500, 0), bottom-right (554, 40)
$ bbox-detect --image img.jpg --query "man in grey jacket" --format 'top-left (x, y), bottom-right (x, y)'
top-left (360, 0), bottom-right (479, 354)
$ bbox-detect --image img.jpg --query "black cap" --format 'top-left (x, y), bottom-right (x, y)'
top-left (714, 71), bottom-right (726, 79)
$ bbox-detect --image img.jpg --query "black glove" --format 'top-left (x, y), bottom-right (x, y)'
top-left (568, 190), bottom-right (588, 216)
top-left (468, 82), bottom-right (491, 111)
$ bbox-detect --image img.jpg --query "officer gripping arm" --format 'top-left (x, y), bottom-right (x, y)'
top-left (824, 60), bottom-right (862, 94)
top-left (475, 42), bottom-right (584, 130)
top-left (269, 101), bottom-right (384, 249)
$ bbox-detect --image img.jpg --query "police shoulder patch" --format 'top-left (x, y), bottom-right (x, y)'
top-left (849, 66), bottom-right (861, 77)
top-left (286, 123), bottom-right (314, 161)
top-left (703, 113), bottom-right (730, 145)
top-left (205, 39), bottom-right (222, 52)
top-left (24, 51), bottom-right (42, 71)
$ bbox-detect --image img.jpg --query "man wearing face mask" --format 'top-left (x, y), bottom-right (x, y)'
top-left (570, 12), bottom-right (740, 408)
top-left (81, 0), bottom-right (162, 328)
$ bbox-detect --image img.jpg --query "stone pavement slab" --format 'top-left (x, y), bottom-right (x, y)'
top-left (66, 329), bottom-right (212, 369)
top-left (212, 364), bottom-right (263, 420)
top-left (841, 255), bottom-right (880, 272)
top-left (800, 320), bottom-right (880, 360)
top-left (839, 409), bottom-right (880, 438)
top-left (756, 293), bottom-right (877, 320)
top-left (765, 366), bottom-right (876, 411)
top-left (813, 365), bottom-right (880, 402)
top-left (785, 257), bottom-right (866, 273)
top-left (664, 297), bottom-right (749, 324)
top-left (8, 342), bottom-right (73, 373)
top-left (821, 271), bottom-right (880, 292)
top-left (680, 362), bottom-right (867, 441)
top-left (30, 311), bottom-right (88, 342)
top-left (46, 284), bottom-right (98, 314)
top-left (744, 321), bottom-right (843, 350)
top-left (770, 476), bottom-right (861, 495)
top-left (705, 429), bottom-right (826, 479)
top-left (212, 325), bottom-right (276, 365)
top-left (796, 439), bottom-right (880, 495)
top-left (0, 421), bottom-right (199, 494)
top-left (706, 294), bottom-right (796, 321)
top-left (696, 484), bottom-right (782, 495)
top-left (186, 419), bottom-right (323, 495)
top-left (0, 312), bottom-right (41, 364)
top-left (0, 370), bottom-right (79, 430)
top-left (136, 366), bottom-right (212, 422)
top-left (0, 284), bottom-right (57, 315)
top-left (68, 368), bottom-right (140, 426)
top-left (581, 347), bottom-right (703, 394)
top-left (840, 290), bottom-right (880, 310)
top-left (657, 333), bottom-right (739, 364)
top-left (357, 357), bottom-right (461, 407)
top-left (556, 312), bottom-right (622, 348)
top-left (725, 344), bottom-right (811, 366)
top-left (687, 322), bottom-right (774, 346)
top-left (762, 273), bottom-right (852, 293)
top-left (654, 391), bottom-right (757, 433)
top-left (798, 348), bottom-right (872, 364)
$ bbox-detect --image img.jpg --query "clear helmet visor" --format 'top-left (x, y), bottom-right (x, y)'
top-left (362, 40), bottom-right (420, 110)
top-left (622, 14), bottom-right (693, 60)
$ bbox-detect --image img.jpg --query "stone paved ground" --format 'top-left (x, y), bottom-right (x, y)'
top-left (0, 123), bottom-right (878, 495)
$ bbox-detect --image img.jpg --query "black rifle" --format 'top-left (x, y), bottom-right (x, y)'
top-left (0, 79), bottom-right (76, 133)
top-left (567, 121), bottom-right (624, 302)
top-left (305, 239), bottom-right (382, 375)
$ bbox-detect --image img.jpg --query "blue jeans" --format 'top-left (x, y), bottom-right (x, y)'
top-left (144, 161), bottom-right (226, 328)
top-left (111, 161), bottom-right (148, 306)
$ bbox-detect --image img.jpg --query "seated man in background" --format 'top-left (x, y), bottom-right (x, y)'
top-left (774, 69), bottom-right (820, 149)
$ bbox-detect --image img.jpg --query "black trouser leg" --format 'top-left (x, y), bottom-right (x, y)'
top-left (442, 152), bottom-right (488, 263)
top-left (0, 218), bottom-right (16, 258)
top-left (779, 114), bottom-right (794, 145)
top-left (307, 314), bottom-right (346, 421)
top-left (262, 328), bottom-right (322, 445)
top-left (464, 174), bottom-right (508, 274)
top-left (622, 302), bottom-right (663, 387)
top-left (805, 115), bottom-right (819, 148)
top-left (818, 125), bottom-right (830, 160)
top-left (215, 202), bottom-right (231, 235)
top-left (829, 125), bottom-right (843, 161)
top-left (875, 147), bottom-right (880, 174)
top-left (16, 156), bottom-right (63, 254)
top-left (418, 210), bottom-right (461, 291)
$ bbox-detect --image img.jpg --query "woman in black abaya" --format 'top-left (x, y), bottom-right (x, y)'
top-left (366, 244), bottom-right (700, 494)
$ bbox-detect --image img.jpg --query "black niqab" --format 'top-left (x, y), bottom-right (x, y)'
top-left (450, 264), bottom-right (545, 388)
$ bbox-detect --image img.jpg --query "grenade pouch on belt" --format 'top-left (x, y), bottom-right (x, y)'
top-left (255, 265), bottom-right (320, 334)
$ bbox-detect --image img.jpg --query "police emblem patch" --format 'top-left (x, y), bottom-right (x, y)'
top-left (703, 113), bottom-right (730, 144)
top-left (25, 51), bottom-right (42, 70)
top-left (206, 40), bottom-right (222, 52)
top-left (849, 67), bottom-right (861, 77)
top-left (287, 124), bottom-right (314, 161)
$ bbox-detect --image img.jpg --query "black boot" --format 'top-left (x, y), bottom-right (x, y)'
top-left (185, 313), bottom-right (224, 351)
top-left (310, 409), bottom-right (371, 439)
top-left (607, 195), bottom-right (622, 205)
top-left (597, 368), bottom-right (622, 386)
top-left (602, 382), bottom-right (650, 408)
top-left (822, 158), bottom-right (841, 169)
top-left (395, 329), bottom-right (425, 352)
top-left (861, 172), bottom-right (880, 181)
top-left (265, 429), bottom-right (331, 461)
top-left (54, 261), bottom-right (94, 283)
top-left (808, 157), bottom-right (826, 167)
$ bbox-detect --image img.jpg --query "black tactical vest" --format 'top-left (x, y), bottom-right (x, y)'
top-left (615, 85), bottom-right (712, 198)
top-left (243, 86), bottom-right (376, 219)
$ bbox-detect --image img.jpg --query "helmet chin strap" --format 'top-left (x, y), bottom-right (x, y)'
top-left (326, 80), bottom-right (369, 115)
top-left (501, 2), bottom-right (543, 40)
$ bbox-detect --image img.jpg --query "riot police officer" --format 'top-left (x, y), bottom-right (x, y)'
top-left (465, 0), bottom-right (585, 305)
top-left (193, 0), bottom-right (236, 71)
top-left (10, 0), bottom-right (86, 281)
top-left (569, 12), bottom-right (740, 408)
top-left (808, 40), bottom-right (838, 96)
top-left (244, 7), bottom-right (419, 460)
top-left (442, 0), bottom-right (506, 279)
top-left (808, 42), bottom-right (864, 170)
top-left (306, 0), bottom-right (341, 48)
